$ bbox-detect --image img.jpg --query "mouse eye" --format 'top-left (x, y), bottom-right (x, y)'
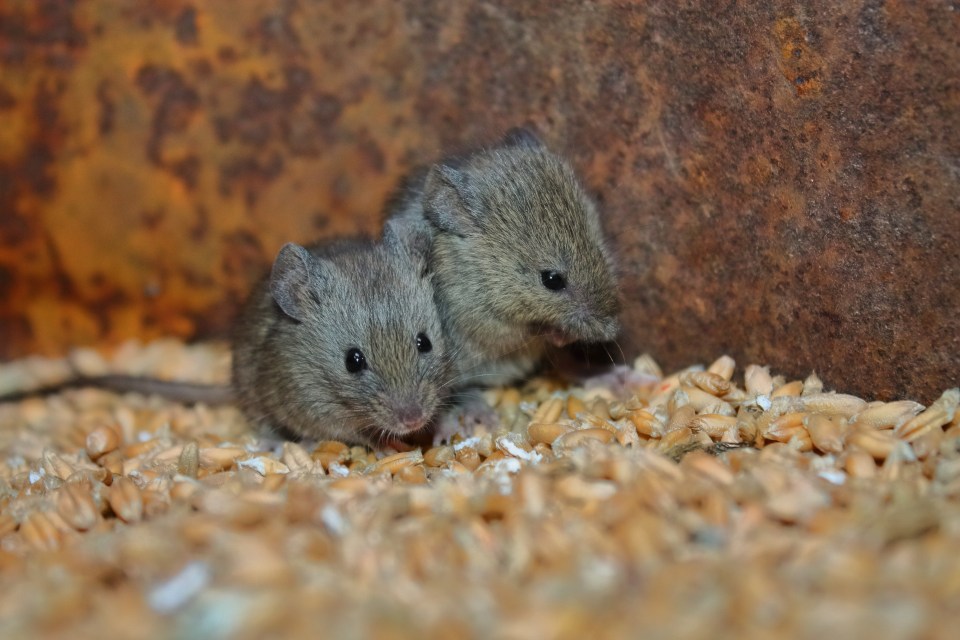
top-left (540, 270), bottom-right (567, 291)
top-left (344, 348), bottom-right (367, 373)
top-left (416, 332), bottom-right (432, 354)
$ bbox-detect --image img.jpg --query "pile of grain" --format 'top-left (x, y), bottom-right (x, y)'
top-left (1, 341), bottom-right (958, 638)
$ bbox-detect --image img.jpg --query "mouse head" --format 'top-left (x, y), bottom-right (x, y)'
top-left (422, 129), bottom-right (620, 347)
top-left (269, 229), bottom-right (447, 446)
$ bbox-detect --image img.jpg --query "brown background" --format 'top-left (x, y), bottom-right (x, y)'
top-left (1, 1), bottom-right (957, 401)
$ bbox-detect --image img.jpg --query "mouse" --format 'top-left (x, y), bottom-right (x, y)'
top-left (231, 217), bottom-right (451, 448)
top-left (0, 220), bottom-right (449, 450)
top-left (386, 127), bottom-right (621, 391)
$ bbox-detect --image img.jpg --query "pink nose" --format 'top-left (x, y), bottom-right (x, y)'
top-left (395, 404), bottom-right (425, 430)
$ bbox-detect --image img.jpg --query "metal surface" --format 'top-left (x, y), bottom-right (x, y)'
top-left (1, 1), bottom-right (957, 401)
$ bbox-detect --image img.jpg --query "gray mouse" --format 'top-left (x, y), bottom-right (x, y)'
top-left (231, 218), bottom-right (450, 448)
top-left (2, 221), bottom-right (449, 450)
top-left (387, 128), bottom-right (621, 390)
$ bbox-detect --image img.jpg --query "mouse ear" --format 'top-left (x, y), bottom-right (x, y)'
top-left (502, 126), bottom-right (544, 149)
top-left (383, 216), bottom-right (433, 269)
top-left (270, 243), bottom-right (320, 322)
top-left (422, 164), bottom-right (479, 236)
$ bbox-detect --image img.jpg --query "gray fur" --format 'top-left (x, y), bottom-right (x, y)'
top-left (389, 129), bottom-right (620, 388)
top-left (231, 229), bottom-right (449, 447)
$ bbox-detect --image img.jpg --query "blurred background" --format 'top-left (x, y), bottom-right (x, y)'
top-left (0, 1), bottom-right (957, 401)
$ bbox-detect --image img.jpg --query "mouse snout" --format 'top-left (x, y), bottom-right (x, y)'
top-left (562, 307), bottom-right (620, 344)
top-left (390, 400), bottom-right (427, 432)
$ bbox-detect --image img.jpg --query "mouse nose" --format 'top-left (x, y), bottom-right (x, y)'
top-left (393, 403), bottom-right (426, 431)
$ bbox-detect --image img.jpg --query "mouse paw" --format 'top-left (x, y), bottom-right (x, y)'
top-left (433, 392), bottom-right (500, 445)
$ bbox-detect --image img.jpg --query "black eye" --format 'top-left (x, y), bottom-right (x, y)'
top-left (416, 332), bottom-right (432, 354)
top-left (345, 348), bottom-right (367, 373)
top-left (540, 270), bottom-right (567, 291)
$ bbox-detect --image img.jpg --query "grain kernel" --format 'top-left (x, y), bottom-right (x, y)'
top-left (689, 414), bottom-right (738, 440)
top-left (282, 442), bottom-right (319, 474)
top-left (455, 447), bottom-right (481, 471)
top-left (847, 428), bottom-right (899, 461)
top-left (628, 409), bottom-right (661, 437)
top-left (532, 397), bottom-right (564, 424)
top-left (771, 380), bottom-right (804, 398)
top-left (706, 355), bottom-right (736, 381)
top-left (804, 414), bottom-right (844, 454)
top-left (199, 446), bottom-right (246, 471)
top-left (527, 421), bottom-right (572, 445)
top-left (566, 395), bottom-right (587, 418)
top-left (854, 400), bottom-right (925, 430)
top-left (108, 476), bottom-right (144, 523)
top-left (423, 445), bottom-right (455, 467)
top-left (800, 393), bottom-right (868, 418)
top-left (20, 511), bottom-right (63, 551)
top-left (177, 441), bottom-right (200, 478)
top-left (845, 450), bottom-right (877, 478)
top-left (744, 365), bottom-right (774, 396)
top-left (894, 388), bottom-right (959, 441)
top-left (680, 371), bottom-right (732, 396)
top-left (765, 412), bottom-right (807, 442)
top-left (56, 483), bottom-right (100, 531)
top-left (397, 464), bottom-right (428, 484)
top-left (85, 425), bottom-right (120, 459)
top-left (374, 450), bottom-right (424, 475)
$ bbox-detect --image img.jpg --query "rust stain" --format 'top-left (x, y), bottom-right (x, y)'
top-left (773, 17), bottom-right (824, 98)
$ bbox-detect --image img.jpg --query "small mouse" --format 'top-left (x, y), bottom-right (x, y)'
top-left (231, 219), bottom-right (450, 448)
top-left (387, 128), bottom-right (621, 390)
top-left (0, 222), bottom-right (448, 450)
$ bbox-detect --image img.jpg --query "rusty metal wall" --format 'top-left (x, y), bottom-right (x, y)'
top-left (1, 1), bottom-right (957, 401)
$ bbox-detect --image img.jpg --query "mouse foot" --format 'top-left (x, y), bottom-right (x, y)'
top-left (433, 390), bottom-right (501, 445)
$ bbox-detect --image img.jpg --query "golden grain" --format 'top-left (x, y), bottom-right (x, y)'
top-left (744, 365), bottom-right (774, 396)
top-left (706, 355), bottom-right (736, 381)
top-left (281, 442), bottom-right (318, 474)
top-left (628, 409), bottom-right (661, 437)
top-left (455, 446), bottom-right (482, 471)
top-left (689, 414), bottom-right (738, 440)
top-left (680, 371), bottom-right (732, 396)
top-left (199, 446), bottom-right (246, 470)
top-left (894, 388), bottom-right (959, 441)
top-left (847, 428), bottom-right (899, 461)
top-left (373, 450), bottom-right (424, 475)
top-left (532, 397), bottom-right (564, 424)
top-left (423, 445), bottom-right (455, 467)
top-left (665, 404), bottom-right (696, 433)
top-left (20, 511), bottom-right (63, 551)
top-left (41, 449), bottom-right (75, 481)
top-left (85, 425), bottom-right (121, 459)
top-left (764, 412), bottom-right (807, 442)
top-left (177, 441), bottom-right (200, 477)
top-left (56, 483), bottom-right (100, 531)
top-left (771, 380), bottom-right (804, 398)
top-left (527, 421), bottom-right (572, 445)
top-left (566, 395), bottom-right (587, 419)
top-left (555, 428), bottom-right (616, 449)
top-left (803, 414), bottom-right (844, 454)
top-left (680, 451), bottom-right (735, 486)
top-left (800, 393), bottom-right (868, 417)
top-left (108, 476), bottom-right (144, 523)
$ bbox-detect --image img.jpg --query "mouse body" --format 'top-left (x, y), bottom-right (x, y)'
top-left (387, 129), bottom-right (621, 390)
top-left (231, 219), bottom-right (450, 448)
